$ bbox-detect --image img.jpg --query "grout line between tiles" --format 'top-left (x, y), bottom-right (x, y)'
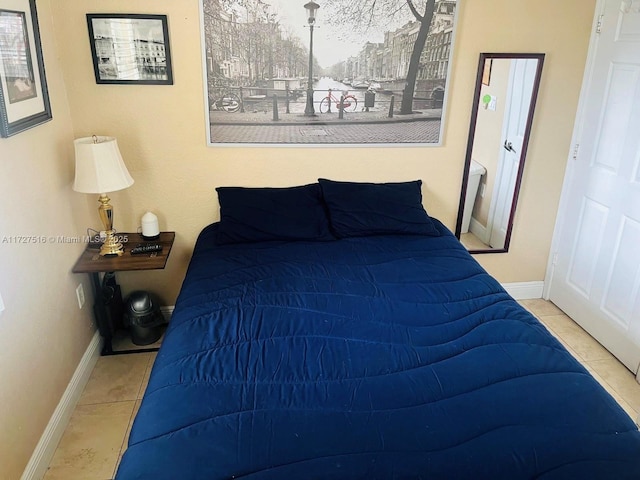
top-left (113, 410), bottom-right (135, 480)
top-left (537, 313), bottom-right (640, 419)
top-left (76, 398), bottom-right (141, 407)
top-left (115, 356), bottom-right (157, 477)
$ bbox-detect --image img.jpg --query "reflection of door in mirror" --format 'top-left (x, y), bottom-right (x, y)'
top-left (456, 53), bottom-right (544, 253)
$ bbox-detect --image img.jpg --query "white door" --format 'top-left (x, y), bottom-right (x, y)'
top-left (548, 0), bottom-right (640, 374)
top-left (487, 59), bottom-right (538, 248)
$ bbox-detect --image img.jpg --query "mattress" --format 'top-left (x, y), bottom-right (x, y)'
top-left (115, 220), bottom-right (640, 479)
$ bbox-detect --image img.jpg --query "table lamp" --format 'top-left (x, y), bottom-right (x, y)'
top-left (73, 136), bottom-right (134, 256)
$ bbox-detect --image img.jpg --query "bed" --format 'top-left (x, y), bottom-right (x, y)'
top-left (115, 181), bottom-right (640, 479)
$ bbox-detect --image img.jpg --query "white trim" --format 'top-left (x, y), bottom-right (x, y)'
top-left (160, 305), bottom-right (174, 322)
top-left (469, 216), bottom-right (488, 244)
top-left (502, 281), bottom-right (544, 300)
top-left (544, 0), bottom-right (604, 299)
top-left (21, 331), bottom-right (102, 480)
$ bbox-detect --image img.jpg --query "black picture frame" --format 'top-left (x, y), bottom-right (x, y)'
top-left (86, 13), bottom-right (173, 85)
top-left (0, 0), bottom-right (52, 137)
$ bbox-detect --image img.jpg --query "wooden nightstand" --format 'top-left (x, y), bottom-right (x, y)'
top-left (72, 232), bottom-right (175, 355)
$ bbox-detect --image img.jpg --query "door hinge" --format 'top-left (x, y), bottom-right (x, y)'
top-left (596, 14), bottom-right (604, 34)
top-left (572, 143), bottom-right (579, 161)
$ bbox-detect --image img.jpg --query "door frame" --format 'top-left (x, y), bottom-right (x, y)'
top-left (544, 0), bottom-right (604, 299)
top-left (484, 62), bottom-right (516, 247)
top-left (544, 0), bottom-right (640, 381)
top-left (487, 59), bottom-right (538, 248)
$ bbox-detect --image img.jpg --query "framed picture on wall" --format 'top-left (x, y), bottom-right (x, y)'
top-left (0, 0), bottom-right (52, 137)
top-left (86, 13), bottom-right (173, 85)
top-left (200, 0), bottom-right (460, 146)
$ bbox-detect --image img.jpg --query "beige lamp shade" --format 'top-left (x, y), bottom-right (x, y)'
top-left (73, 136), bottom-right (134, 194)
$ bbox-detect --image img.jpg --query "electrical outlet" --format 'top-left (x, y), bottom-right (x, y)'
top-left (76, 284), bottom-right (85, 309)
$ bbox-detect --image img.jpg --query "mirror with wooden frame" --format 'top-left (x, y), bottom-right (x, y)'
top-left (455, 53), bottom-right (545, 253)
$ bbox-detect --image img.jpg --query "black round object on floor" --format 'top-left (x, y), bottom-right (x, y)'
top-left (124, 290), bottom-right (164, 345)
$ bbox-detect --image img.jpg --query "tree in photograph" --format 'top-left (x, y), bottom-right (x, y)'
top-left (280, 34), bottom-right (307, 79)
top-left (323, 0), bottom-right (437, 114)
top-left (202, 0), bottom-right (229, 83)
top-left (202, 0), bottom-right (267, 84)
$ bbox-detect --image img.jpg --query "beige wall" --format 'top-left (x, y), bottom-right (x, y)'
top-left (0, 1), bottom-right (97, 477)
top-left (49, 0), bottom-right (595, 303)
top-left (0, 1), bottom-right (596, 475)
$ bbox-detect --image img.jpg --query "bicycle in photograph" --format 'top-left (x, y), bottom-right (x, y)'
top-left (211, 91), bottom-right (242, 113)
top-left (319, 89), bottom-right (358, 113)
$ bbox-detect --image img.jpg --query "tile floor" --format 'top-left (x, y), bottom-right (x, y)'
top-left (460, 231), bottom-right (491, 250)
top-left (43, 352), bottom-right (154, 480)
top-left (43, 300), bottom-right (640, 480)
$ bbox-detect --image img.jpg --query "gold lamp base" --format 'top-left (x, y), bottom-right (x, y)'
top-left (97, 194), bottom-right (124, 257)
top-left (100, 230), bottom-right (124, 256)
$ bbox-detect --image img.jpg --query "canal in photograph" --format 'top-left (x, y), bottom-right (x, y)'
top-left (287, 77), bottom-right (396, 115)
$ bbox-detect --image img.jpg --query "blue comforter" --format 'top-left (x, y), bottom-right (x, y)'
top-left (116, 221), bottom-right (640, 479)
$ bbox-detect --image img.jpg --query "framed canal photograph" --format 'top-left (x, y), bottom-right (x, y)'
top-left (86, 14), bottom-right (173, 85)
top-left (200, 0), bottom-right (459, 146)
top-left (0, 0), bottom-right (52, 137)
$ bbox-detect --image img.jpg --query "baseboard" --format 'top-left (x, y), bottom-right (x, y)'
top-left (160, 305), bottom-right (174, 322)
top-left (469, 217), bottom-right (489, 244)
top-left (21, 331), bottom-right (102, 480)
top-left (502, 281), bottom-right (544, 300)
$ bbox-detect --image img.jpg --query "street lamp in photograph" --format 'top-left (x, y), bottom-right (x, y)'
top-left (304, 1), bottom-right (320, 116)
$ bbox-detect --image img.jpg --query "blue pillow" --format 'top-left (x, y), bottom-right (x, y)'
top-left (215, 184), bottom-right (334, 244)
top-left (318, 179), bottom-right (440, 238)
